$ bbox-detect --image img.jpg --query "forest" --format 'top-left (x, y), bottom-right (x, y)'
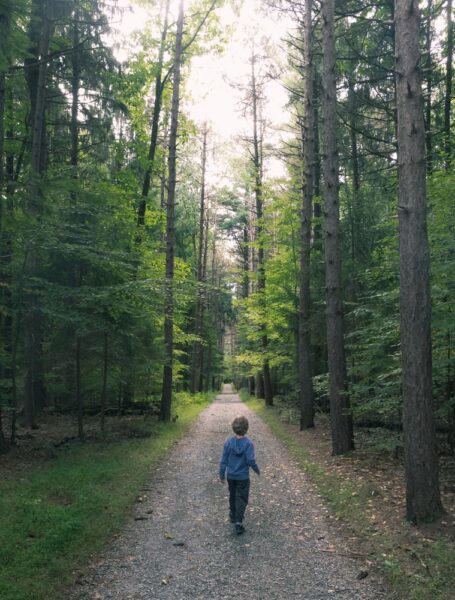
top-left (0, 0), bottom-right (454, 572)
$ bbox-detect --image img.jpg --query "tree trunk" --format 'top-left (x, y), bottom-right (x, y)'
top-left (251, 51), bottom-right (273, 407)
top-left (347, 80), bottom-right (360, 393)
top-left (321, 0), bottom-right (354, 455)
top-left (0, 67), bottom-right (11, 439)
top-left (70, 2), bottom-right (79, 178)
top-left (100, 333), bottom-right (108, 432)
top-left (299, 0), bottom-right (315, 429)
top-left (313, 71), bottom-right (322, 242)
top-left (190, 126), bottom-right (208, 394)
top-left (76, 337), bottom-right (83, 440)
top-left (137, 0), bottom-right (171, 227)
top-left (0, 71), bottom-right (4, 191)
top-left (23, 0), bottom-right (53, 428)
top-left (395, 0), bottom-right (444, 523)
top-left (0, 59), bottom-right (8, 454)
top-left (0, 407), bottom-right (7, 453)
top-left (255, 372), bottom-right (265, 399)
top-left (425, 0), bottom-right (433, 172)
top-left (444, 0), bottom-right (453, 167)
top-left (160, 0), bottom-right (184, 421)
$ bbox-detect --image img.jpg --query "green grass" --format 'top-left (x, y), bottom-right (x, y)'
top-left (0, 393), bottom-right (212, 600)
top-left (244, 393), bottom-right (455, 600)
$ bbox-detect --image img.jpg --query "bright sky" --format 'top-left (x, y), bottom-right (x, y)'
top-left (115, 0), bottom-right (291, 181)
top-left (186, 1), bottom-right (289, 135)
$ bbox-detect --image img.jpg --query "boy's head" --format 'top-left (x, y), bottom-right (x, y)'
top-left (232, 415), bottom-right (249, 436)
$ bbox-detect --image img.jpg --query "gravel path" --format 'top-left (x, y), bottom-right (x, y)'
top-left (70, 386), bottom-right (388, 600)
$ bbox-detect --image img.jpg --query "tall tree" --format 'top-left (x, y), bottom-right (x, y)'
top-left (23, 0), bottom-right (54, 428)
top-left (395, 0), bottom-right (444, 523)
top-left (251, 49), bottom-right (273, 407)
top-left (321, 0), bottom-right (354, 454)
top-left (190, 125), bottom-right (208, 394)
top-left (298, 0), bottom-right (315, 429)
top-left (160, 0), bottom-right (184, 421)
top-left (70, 0), bottom-right (85, 440)
top-left (0, 1), bottom-right (12, 452)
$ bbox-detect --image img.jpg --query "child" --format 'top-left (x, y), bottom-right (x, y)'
top-left (219, 415), bottom-right (260, 535)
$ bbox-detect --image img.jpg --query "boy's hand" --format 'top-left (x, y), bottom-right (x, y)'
top-left (219, 478), bottom-right (225, 484)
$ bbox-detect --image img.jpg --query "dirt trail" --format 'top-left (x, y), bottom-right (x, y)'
top-left (70, 385), bottom-right (388, 599)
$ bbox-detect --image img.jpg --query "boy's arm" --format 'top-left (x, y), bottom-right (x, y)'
top-left (246, 441), bottom-right (260, 475)
top-left (219, 441), bottom-right (229, 480)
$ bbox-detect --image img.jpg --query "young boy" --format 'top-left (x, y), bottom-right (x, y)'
top-left (219, 415), bottom-right (260, 535)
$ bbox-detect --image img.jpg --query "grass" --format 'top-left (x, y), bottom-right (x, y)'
top-left (0, 392), bottom-right (212, 600)
top-left (244, 393), bottom-right (455, 600)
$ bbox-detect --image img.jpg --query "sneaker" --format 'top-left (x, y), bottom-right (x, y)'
top-left (235, 523), bottom-right (245, 535)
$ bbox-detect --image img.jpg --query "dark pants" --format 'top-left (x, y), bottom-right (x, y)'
top-left (227, 478), bottom-right (250, 523)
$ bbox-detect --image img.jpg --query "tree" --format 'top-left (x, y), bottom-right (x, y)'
top-left (250, 49), bottom-right (273, 407)
top-left (160, 0), bottom-right (185, 422)
top-left (321, 0), bottom-right (354, 454)
top-left (394, 0), bottom-right (444, 523)
top-left (22, 0), bottom-right (55, 428)
top-left (190, 125), bottom-right (209, 394)
top-left (0, 0), bottom-right (13, 452)
top-left (298, 0), bottom-right (315, 429)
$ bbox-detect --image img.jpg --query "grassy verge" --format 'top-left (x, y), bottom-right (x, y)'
top-left (0, 392), bottom-right (213, 600)
top-left (244, 393), bottom-right (455, 600)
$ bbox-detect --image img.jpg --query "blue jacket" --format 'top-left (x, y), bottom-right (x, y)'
top-left (219, 436), bottom-right (260, 481)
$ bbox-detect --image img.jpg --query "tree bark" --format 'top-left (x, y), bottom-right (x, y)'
top-left (299, 0), bottom-right (315, 429)
top-left (160, 0), bottom-right (184, 421)
top-left (321, 0), bottom-right (354, 454)
top-left (395, 0), bottom-right (444, 523)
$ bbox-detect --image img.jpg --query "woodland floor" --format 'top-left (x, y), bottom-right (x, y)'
top-left (61, 385), bottom-right (388, 600)
top-left (276, 410), bottom-right (455, 544)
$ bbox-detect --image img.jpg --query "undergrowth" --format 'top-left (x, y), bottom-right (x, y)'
top-left (0, 392), bottom-right (213, 600)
